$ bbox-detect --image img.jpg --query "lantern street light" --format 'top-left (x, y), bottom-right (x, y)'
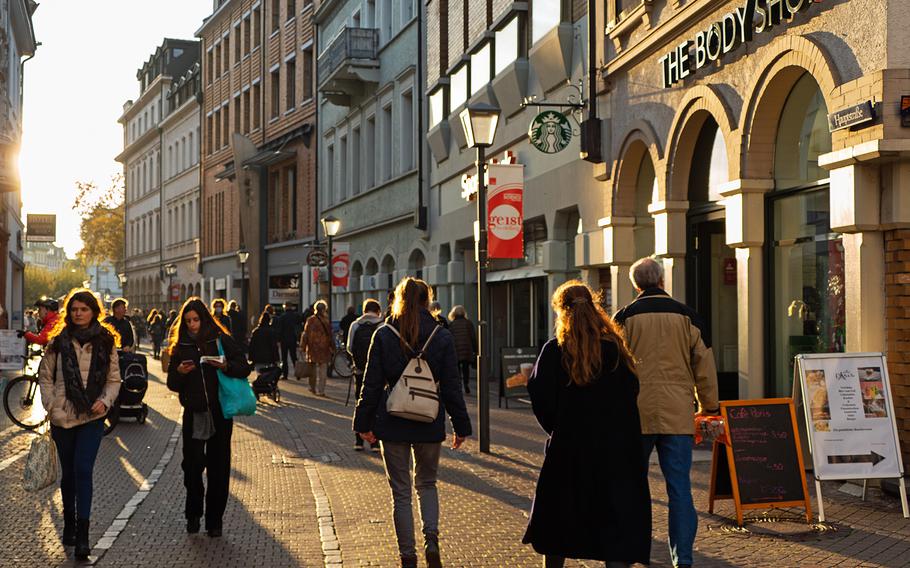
top-left (321, 216), bottom-right (341, 328)
top-left (237, 249), bottom-right (250, 323)
top-left (117, 273), bottom-right (128, 300)
top-left (459, 102), bottom-right (500, 454)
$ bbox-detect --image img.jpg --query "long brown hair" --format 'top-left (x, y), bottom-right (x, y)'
top-left (167, 297), bottom-right (230, 355)
top-left (391, 277), bottom-right (433, 350)
top-left (552, 280), bottom-right (636, 386)
top-left (47, 288), bottom-right (120, 348)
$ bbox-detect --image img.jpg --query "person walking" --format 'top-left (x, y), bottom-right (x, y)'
top-left (23, 297), bottom-right (60, 346)
top-left (299, 300), bottom-right (333, 396)
top-left (227, 301), bottom-right (248, 345)
top-left (339, 305), bottom-right (358, 347)
top-left (429, 301), bottom-right (448, 329)
top-left (166, 298), bottom-right (251, 538)
top-left (37, 289), bottom-right (122, 560)
top-left (614, 257), bottom-right (720, 568)
top-left (354, 277), bottom-right (472, 568)
top-left (149, 311), bottom-right (166, 359)
top-left (446, 305), bottom-right (476, 395)
top-left (104, 298), bottom-right (135, 352)
top-left (523, 281), bottom-right (651, 568)
top-left (210, 299), bottom-right (233, 335)
top-left (248, 310), bottom-right (280, 371)
top-left (346, 298), bottom-right (384, 451)
top-left (275, 303), bottom-right (303, 380)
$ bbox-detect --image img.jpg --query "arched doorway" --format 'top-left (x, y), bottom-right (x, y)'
top-left (767, 73), bottom-right (844, 396)
top-left (408, 249), bottom-right (426, 280)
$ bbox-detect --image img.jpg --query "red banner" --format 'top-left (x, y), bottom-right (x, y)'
top-left (169, 284), bottom-right (180, 301)
top-left (487, 164), bottom-right (524, 259)
top-left (331, 242), bottom-right (351, 288)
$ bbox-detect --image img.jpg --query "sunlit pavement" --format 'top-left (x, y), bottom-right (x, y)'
top-left (1, 349), bottom-right (909, 567)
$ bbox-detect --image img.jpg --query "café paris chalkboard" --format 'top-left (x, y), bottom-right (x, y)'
top-left (708, 398), bottom-right (812, 526)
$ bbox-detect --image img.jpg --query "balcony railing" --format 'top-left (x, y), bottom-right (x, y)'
top-left (318, 27), bottom-right (379, 87)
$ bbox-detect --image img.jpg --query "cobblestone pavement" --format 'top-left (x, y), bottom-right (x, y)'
top-left (2, 351), bottom-right (910, 567)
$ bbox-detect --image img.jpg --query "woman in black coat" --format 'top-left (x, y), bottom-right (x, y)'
top-left (248, 310), bottom-right (280, 370)
top-left (166, 297), bottom-right (251, 538)
top-left (524, 280), bottom-right (651, 567)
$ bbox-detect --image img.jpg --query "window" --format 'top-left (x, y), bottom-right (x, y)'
top-left (234, 24), bottom-right (241, 61)
top-left (188, 132), bottom-right (194, 164)
top-left (326, 143), bottom-right (335, 205)
top-left (532, 0), bottom-right (561, 44)
top-left (222, 107), bottom-right (230, 147)
top-left (382, 104), bottom-right (392, 180)
top-left (270, 68), bottom-right (280, 118)
top-left (223, 36), bottom-right (230, 73)
top-left (253, 82), bottom-right (262, 128)
top-left (401, 0), bottom-right (413, 25)
top-left (450, 65), bottom-right (468, 109)
top-left (365, 116), bottom-right (376, 188)
top-left (365, 0), bottom-right (375, 27)
top-left (287, 0), bottom-right (295, 20)
top-left (175, 141), bottom-right (181, 173)
top-left (234, 94), bottom-right (241, 132)
top-left (428, 88), bottom-right (444, 128)
top-left (471, 44), bottom-right (491, 95)
top-left (253, 6), bottom-right (262, 47)
top-left (215, 109), bottom-right (222, 149)
top-left (268, 171), bottom-right (280, 240)
top-left (401, 90), bottom-right (414, 171)
top-left (286, 58), bottom-right (296, 110)
top-left (287, 166), bottom-right (298, 232)
top-left (352, 10), bottom-right (361, 27)
top-left (207, 114), bottom-right (214, 154)
top-left (495, 17), bottom-right (520, 74)
top-left (215, 43), bottom-right (221, 78)
top-left (352, 127), bottom-right (361, 194)
top-left (272, 0), bottom-right (280, 31)
top-left (382, 0), bottom-right (392, 41)
top-left (339, 135), bottom-right (348, 199)
top-left (243, 16), bottom-right (251, 55)
top-left (243, 89), bottom-right (251, 133)
top-left (302, 46), bottom-right (313, 100)
top-left (168, 146), bottom-right (173, 177)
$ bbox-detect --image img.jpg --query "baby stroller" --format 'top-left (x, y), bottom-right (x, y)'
top-left (253, 365), bottom-right (281, 403)
top-left (115, 351), bottom-right (150, 423)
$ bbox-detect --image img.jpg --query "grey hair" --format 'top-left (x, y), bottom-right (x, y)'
top-left (629, 257), bottom-right (664, 290)
top-left (448, 305), bottom-right (467, 320)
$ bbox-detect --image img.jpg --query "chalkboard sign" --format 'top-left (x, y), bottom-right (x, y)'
top-left (499, 347), bottom-right (537, 405)
top-left (709, 399), bottom-right (812, 526)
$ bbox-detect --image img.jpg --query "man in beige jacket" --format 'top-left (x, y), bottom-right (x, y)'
top-left (614, 257), bottom-right (719, 568)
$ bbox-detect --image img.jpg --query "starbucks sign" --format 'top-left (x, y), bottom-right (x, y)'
top-left (529, 111), bottom-right (572, 154)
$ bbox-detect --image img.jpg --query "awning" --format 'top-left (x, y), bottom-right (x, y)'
top-left (242, 149), bottom-right (296, 168)
top-left (214, 162), bottom-right (236, 181)
top-left (486, 267), bottom-right (547, 283)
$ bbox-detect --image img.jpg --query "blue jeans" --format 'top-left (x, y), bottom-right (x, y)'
top-left (51, 419), bottom-right (104, 520)
top-left (642, 435), bottom-right (696, 567)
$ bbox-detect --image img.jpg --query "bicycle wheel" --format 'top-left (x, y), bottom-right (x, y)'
top-left (3, 375), bottom-right (47, 430)
top-left (332, 350), bottom-right (354, 379)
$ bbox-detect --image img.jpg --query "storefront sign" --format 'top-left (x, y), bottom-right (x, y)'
top-left (500, 347), bottom-right (537, 400)
top-left (26, 214), bottom-right (56, 242)
top-left (307, 248), bottom-right (328, 267)
top-left (828, 101), bottom-right (875, 132)
top-left (658, 0), bottom-right (827, 88)
top-left (723, 258), bottom-right (737, 285)
top-left (331, 242), bottom-right (351, 288)
top-left (215, 278), bottom-right (227, 291)
top-left (487, 164), bottom-right (524, 259)
top-left (268, 274), bottom-right (301, 304)
top-left (528, 111), bottom-right (572, 154)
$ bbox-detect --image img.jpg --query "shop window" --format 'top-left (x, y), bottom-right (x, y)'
top-left (428, 87), bottom-right (445, 128)
top-left (495, 17), bottom-right (521, 75)
top-left (775, 74), bottom-right (831, 190)
top-left (532, 0), bottom-right (561, 44)
top-left (688, 117), bottom-right (729, 204)
top-left (470, 44), bottom-right (491, 96)
top-left (450, 65), bottom-right (468, 110)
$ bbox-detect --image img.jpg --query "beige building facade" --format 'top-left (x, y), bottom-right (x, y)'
top-left (585, 0), bottom-right (910, 454)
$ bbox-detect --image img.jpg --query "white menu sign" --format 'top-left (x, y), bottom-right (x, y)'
top-left (796, 353), bottom-right (904, 481)
top-left (0, 330), bottom-right (25, 370)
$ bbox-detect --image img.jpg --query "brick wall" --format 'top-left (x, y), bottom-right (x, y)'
top-left (426, 0), bottom-right (446, 87)
top-left (572, 0), bottom-right (587, 22)
top-left (448, 0), bottom-right (465, 69)
top-left (467, 0), bottom-right (490, 47)
top-left (885, 229), bottom-right (910, 465)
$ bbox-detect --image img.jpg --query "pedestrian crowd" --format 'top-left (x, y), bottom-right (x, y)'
top-left (22, 254), bottom-right (717, 567)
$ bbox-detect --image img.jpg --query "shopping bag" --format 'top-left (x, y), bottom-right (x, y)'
top-left (295, 359), bottom-right (313, 379)
top-left (23, 427), bottom-right (58, 492)
top-left (216, 339), bottom-right (256, 418)
top-left (160, 349), bottom-right (171, 374)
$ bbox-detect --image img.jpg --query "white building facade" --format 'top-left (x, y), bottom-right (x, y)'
top-left (23, 241), bottom-right (65, 271)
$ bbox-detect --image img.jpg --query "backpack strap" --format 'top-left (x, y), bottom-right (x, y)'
top-left (385, 324), bottom-right (440, 359)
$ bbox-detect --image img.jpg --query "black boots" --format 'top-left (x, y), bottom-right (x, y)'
top-left (187, 517), bottom-right (201, 534)
top-left (62, 512), bottom-right (76, 546)
top-left (425, 535), bottom-right (442, 568)
top-left (75, 519), bottom-right (90, 560)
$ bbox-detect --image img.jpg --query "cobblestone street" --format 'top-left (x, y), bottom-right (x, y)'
top-left (2, 352), bottom-right (910, 567)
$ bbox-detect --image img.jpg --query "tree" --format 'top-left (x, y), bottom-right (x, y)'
top-left (24, 264), bottom-right (88, 304)
top-left (74, 175), bottom-right (125, 268)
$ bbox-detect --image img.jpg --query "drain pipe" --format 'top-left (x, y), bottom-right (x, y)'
top-left (580, 0), bottom-right (602, 164)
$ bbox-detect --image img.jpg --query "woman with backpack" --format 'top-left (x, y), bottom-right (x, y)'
top-left (354, 277), bottom-right (472, 568)
top-left (37, 289), bottom-right (122, 561)
top-left (299, 300), bottom-right (333, 396)
top-left (446, 305), bottom-right (477, 394)
top-left (523, 280), bottom-right (651, 567)
top-left (166, 297), bottom-right (251, 538)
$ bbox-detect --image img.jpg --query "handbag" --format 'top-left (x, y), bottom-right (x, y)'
top-left (295, 358), bottom-right (313, 379)
top-left (385, 325), bottom-right (442, 423)
top-left (215, 338), bottom-right (257, 418)
top-left (23, 426), bottom-right (58, 492)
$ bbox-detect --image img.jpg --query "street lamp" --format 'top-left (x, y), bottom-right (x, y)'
top-left (237, 249), bottom-right (250, 323)
top-left (459, 102), bottom-right (500, 454)
top-left (321, 215), bottom-right (341, 327)
top-left (117, 273), bottom-right (128, 300)
top-left (164, 264), bottom-right (177, 308)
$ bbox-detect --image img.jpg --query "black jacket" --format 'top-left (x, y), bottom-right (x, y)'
top-left (248, 324), bottom-right (280, 365)
top-left (523, 338), bottom-right (651, 563)
top-left (353, 310), bottom-right (472, 443)
top-left (339, 312), bottom-right (358, 345)
top-left (229, 309), bottom-right (247, 342)
top-left (105, 316), bottom-right (135, 348)
top-left (166, 332), bottom-right (251, 415)
top-left (275, 310), bottom-right (303, 345)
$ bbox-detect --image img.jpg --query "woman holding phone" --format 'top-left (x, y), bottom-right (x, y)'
top-left (166, 297), bottom-right (251, 537)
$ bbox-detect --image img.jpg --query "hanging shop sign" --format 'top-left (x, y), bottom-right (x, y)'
top-left (331, 242), bottom-right (351, 288)
top-left (828, 101), bottom-right (875, 132)
top-left (487, 164), bottom-right (524, 259)
top-left (658, 0), bottom-right (830, 89)
top-left (306, 248), bottom-right (328, 267)
top-left (26, 214), bottom-right (56, 243)
top-left (528, 111), bottom-right (573, 154)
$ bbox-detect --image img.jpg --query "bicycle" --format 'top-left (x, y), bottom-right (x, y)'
top-left (2, 344), bottom-right (46, 430)
top-left (331, 330), bottom-right (354, 382)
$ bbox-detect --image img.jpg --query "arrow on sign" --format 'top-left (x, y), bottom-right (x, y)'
top-left (827, 452), bottom-right (886, 466)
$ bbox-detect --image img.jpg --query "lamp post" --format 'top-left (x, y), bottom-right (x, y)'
top-left (164, 264), bottom-right (177, 309)
top-left (320, 216), bottom-right (341, 327)
top-left (237, 249), bottom-right (250, 323)
top-left (459, 102), bottom-right (500, 454)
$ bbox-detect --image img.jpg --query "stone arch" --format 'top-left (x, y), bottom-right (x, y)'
top-left (664, 85), bottom-right (739, 202)
top-left (739, 35), bottom-right (841, 180)
top-left (364, 257), bottom-right (379, 275)
top-left (611, 120), bottom-right (663, 217)
top-left (380, 253), bottom-right (396, 275)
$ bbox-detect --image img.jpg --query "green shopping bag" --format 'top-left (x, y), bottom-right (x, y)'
top-left (216, 338), bottom-right (256, 417)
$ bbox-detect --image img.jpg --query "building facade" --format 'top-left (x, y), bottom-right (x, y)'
top-left (23, 241), bottom-right (66, 271)
top-left (117, 39), bottom-right (200, 311)
top-left (86, 261), bottom-right (122, 303)
top-left (0, 0), bottom-right (36, 327)
top-left (316, 0), bottom-right (426, 317)
top-left (161, 62), bottom-right (203, 311)
top-left (585, 0), bottom-right (910, 457)
top-left (197, 0), bottom-right (317, 320)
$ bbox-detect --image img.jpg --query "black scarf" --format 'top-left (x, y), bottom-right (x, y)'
top-left (55, 322), bottom-right (115, 417)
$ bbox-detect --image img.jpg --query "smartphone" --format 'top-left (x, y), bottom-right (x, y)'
top-left (181, 360), bottom-right (195, 366)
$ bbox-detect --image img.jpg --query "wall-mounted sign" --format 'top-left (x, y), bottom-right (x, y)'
top-left (215, 277), bottom-right (227, 291)
top-left (723, 258), bottom-right (737, 285)
top-left (268, 273), bottom-right (301, 304)
top-left (307, 248), bottom-right (328, 267)
top-left (169, 284), bottom-right (180, 301)
top-left (331, 242), bottom-right (350, 288)
top-left (658, 0), bottom-right (827, 89)
top-left (828, 101), bottom-right (875, 132)
top-left (26, 214), bottom-right (56, 242)
top-left (487, 164), bottom-right (524, 259)
top-left (529, 111), bottom-right (572, 154)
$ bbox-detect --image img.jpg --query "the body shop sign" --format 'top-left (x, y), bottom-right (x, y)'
top-left (487, 164), bottom-right (524, 259)
top-left (331, 242), bottom-right (351, 288)
top-left (658, 0), bottom-right (829, 89)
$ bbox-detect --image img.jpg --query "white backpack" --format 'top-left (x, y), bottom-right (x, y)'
top-left (384, 325), bottom-right (442, 423)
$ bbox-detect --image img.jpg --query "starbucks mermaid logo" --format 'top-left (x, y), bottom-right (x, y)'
top-left (529, 111), bottom-right (572, 154)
